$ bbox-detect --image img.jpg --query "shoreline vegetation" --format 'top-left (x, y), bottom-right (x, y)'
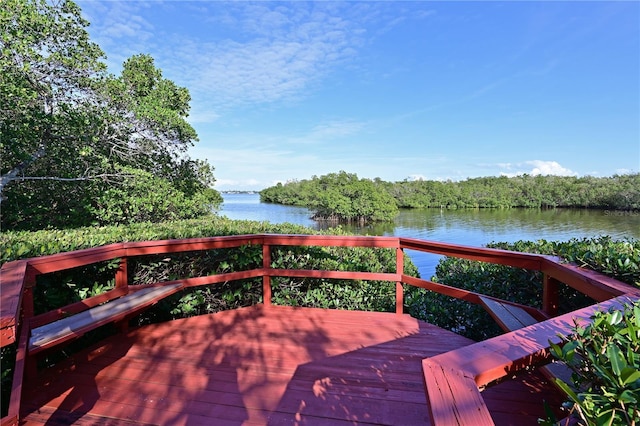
top-left (259, 171), bottom-right (640, 224)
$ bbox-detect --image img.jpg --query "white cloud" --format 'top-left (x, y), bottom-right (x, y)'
top-left (526, 160), bottom-right (577, 176)
top-left (80, 1), bottom-right (156, 72)
top-left (154, 3), bottom-right (372, 123)
top-left (498, 160), bottom-right (577, 177)
top-left (80, 1), bottom-right (428, 125)
top-left (408, 174), bottom-right (427, 181)
top-left (615, 168), bottom-right (635, 175)
top-left (305, 120), bottom-right (365, 141)
top-left (187, 110), bottom-right (221, 125)
top-left (496, 162), bottom-right (514, 171)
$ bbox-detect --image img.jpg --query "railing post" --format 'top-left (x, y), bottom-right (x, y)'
top-left (263, 243), bottom-right (272, 306)
top-left (114, 257), bottom-right (131, 333)
top-left (396, 247), bottom-right (404, 315)
top-left (23, 266), bottom-right (38, 379)
top-left (115, 257), bottom-right (129, 290)
top-left (22, 266), bottom-right (37, 320)
top-left (542, 274), bottom-right (560, 317)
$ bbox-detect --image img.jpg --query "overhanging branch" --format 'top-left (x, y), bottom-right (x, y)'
top-left (8, 174), bottom-right (125, 183)
top-left (0, 146), bottom-right (47, 196)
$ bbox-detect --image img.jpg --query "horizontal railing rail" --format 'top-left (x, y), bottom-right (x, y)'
top-left (1, 234), bottom-right (638, 426)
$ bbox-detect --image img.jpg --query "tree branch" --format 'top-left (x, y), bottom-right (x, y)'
top-left (0, 169), bottom-right (128, 204)
top-left (8, 174), bottom-right (125, 183)
top-left (0, 146), bottom-right (47, 195)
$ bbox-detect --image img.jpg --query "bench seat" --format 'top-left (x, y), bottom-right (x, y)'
top-left (29, 284), bottom-right (183, 354)
top-left (479, 296), bottom-right (539, 330)
top-left (479, 296), bottom-right (574, 386)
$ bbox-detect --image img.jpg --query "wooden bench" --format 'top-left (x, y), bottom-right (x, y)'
top-left (479, 296), bottom-right (574, 386)
top-left (479, 296), bottom-right (540, 330)
top-left (29, 283), bottom-right (183, 355)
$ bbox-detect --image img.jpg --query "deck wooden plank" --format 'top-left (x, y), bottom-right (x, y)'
top-left (21, 305), bottom-right (564, 425)
top-left (423, 359), bottom-right (494, 426)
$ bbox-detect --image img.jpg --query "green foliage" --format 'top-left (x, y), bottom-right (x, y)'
top-left (546, 302), bottom-right (640, 426)
top-left (91, 166), bottom-right (220, 225)
top-left (262, 173), bottom-right (640, 212)
top-left (1, 0), bottom-right (107, 228)
top-left (260, 171), bottom-right (398, 223)
top-left (0, 345), bottom-right (16, 418)
top-left (492, 237), bottom-right (638, 288)
top-left (0, 216), bottom-right (302, 264)
top-left (392, 174), bottom-right (640, 210)
top-left (33, 259), bottom-right (120, 315)
top-left (0, 1), bottom-right (221, 231)
top-left (552, 236), bottom-right (640, 287)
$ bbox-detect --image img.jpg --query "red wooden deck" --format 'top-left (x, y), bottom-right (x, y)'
top-left (20, 305), bottom-right (563, 425)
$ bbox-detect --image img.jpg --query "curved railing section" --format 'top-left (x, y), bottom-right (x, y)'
top-left (1, 234), bottom-right (638, 426)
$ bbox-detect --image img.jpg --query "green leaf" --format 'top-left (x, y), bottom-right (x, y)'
top-left (618, 389), bottom-right (637, 404)
top-left (607, 345), bottom-right (626, 376)
top-left (553, 378), bottom-right (581, 405)
top-left (594, 409), bottom-right (615, 426)
top-left (620, 367), bottom-right (640, 386)
top-left (609, 309), bottom-right (623, 326)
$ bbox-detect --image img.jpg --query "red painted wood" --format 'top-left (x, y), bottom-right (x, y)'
top-left (403, 274), bottom-right (484, 304)
top-left (4, 233), bottom-right (637, 351)
top-left (396, 248), bottom-right (404, 314)
top-left (264, 234), bottom-right (399, 248)
top-left (400, 237), bottom-right (544, 270)
top-left (430, 295), bottom-right (636, 389)
top-left (404, 276), bottom-right (547, 319)
top-left (268, 268), bottom-right (399, 282)
top-left (2, 322), bottom-right (29, 426)
top-left (177, 268), bottom-right (265, 288)
top-left (262, 244), bottom-right (271, 305)
top-left (19, 306), bottom-right (561, 425)
top-left (0, 261), bottom-right (27, 345)
top-left (123, 235), bottom-right (265, 255)
top-left (28, 284), bottom-right (184, 355)
top-left (4, 233), bottom-right (640, 426)
top-left (423, 358), bottom-right (494, 425)
top-left (115, 257), bottom-right (128, 289)
top-left (541, 258), bottom-right (640, 301)
top-left (25, 244), bottom-right (126, 274)
top-left (542, 274), bottom-right (560, 316)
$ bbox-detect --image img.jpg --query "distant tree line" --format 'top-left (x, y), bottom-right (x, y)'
top-left (260, 172), bottom-right (640, 222)
top-left (388, 173), bottom-right (640, 209)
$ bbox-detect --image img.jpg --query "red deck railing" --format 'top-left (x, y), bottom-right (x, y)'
top-left (1, 234), bottom-right (639, 426)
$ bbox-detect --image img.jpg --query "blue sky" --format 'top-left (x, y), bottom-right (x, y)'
top-left (78, 1), bottom-right (640, 191)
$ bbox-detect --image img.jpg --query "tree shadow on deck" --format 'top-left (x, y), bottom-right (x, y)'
top-left (268, 319), bottom-right (473, 425)
top-left (20, 326), bottom-right (137, 425)
top-left (20, 305), bottom-right (565, 425)
top-left (118, 304), bottom-right (427, 425)
top-left (269, 319), bottom-right (566, 426)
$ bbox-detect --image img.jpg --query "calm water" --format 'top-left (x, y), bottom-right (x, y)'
top-left (220, 193), bottom-right (640, 279)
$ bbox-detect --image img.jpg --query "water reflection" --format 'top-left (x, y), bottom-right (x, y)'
top-left (220, 193), bottom-right (639, 279)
